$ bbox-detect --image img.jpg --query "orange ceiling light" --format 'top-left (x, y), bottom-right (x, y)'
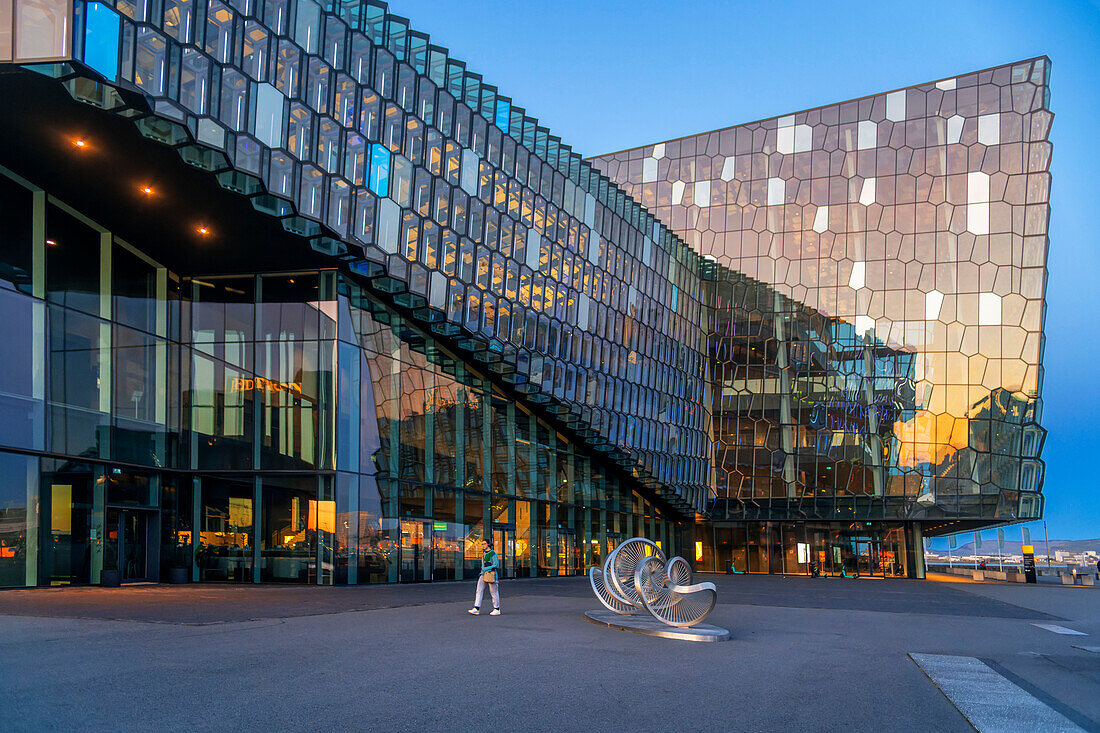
top-left (73, 137), bottom-right (88, 149)
top-left (141, 185), bottom-right (154, 196)
top-left (197, 225), bottom-right (210, 236)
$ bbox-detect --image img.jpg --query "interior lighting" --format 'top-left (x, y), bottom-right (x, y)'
top-left (73, 138), bottom-right (87, 149)
top-left (141, 185), bottom-right (154, 196)
top-left (197, 225), bottom-right (210, 236)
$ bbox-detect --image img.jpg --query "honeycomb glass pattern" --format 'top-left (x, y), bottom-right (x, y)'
top-left (593, 59), bottom-right (1051, 524)
top-left (6, 0), bottom-right (713, 514)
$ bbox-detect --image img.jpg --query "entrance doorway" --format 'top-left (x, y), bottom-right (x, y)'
top-left (493, 525), bottom-right (515, 579)
top-left (106, 508), bottom-right (156, 582)
top-left (557, 529), bottom-right (577, 576)
top-left (847, 539), bottom-right (882, 577)
top-left (399, 519), bottom-right (430, 582)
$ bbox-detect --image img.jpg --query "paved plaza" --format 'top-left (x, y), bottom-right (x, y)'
top-left (2, 575), bottom-right (1098, 732)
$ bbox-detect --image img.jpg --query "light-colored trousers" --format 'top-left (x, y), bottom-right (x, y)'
top-left (474, 576), bottom-right (500, 608)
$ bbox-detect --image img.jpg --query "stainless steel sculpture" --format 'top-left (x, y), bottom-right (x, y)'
top-left (588, 537), bottom-right (717, 628)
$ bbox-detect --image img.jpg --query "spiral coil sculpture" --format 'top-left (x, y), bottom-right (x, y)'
top-left (588, 537), bottom-right (717, 628)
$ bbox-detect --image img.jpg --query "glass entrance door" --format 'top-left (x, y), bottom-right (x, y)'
top-left (399, 520), bottom-right (430, 582)
top-left (493, 525), bottom-right (515, 579)
top-left (122, 512), bottom-right (148, 581)
top-left (46, 470), bottom-right (93, 585)
top-left (853, 540), bottom-right (873, 577)
top-left (557, 530), bottom-right (576, 576)
top-left (106, 508), bottom-right (154, 582)
top-left (869, 541), bottom-right (883, 577)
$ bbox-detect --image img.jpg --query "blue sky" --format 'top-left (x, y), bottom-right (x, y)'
top-left (399, 0), bottom-right (1100, 540)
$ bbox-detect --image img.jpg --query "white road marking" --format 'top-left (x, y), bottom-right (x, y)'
top-left (909, 653), bottom-right (1083, 733)
top-left (1032, 623), bottom-right (1087, 636)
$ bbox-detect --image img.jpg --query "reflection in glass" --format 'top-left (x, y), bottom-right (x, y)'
top-left (42, 459), bottom-right (92, 585)
top-left (261, 477), bottom-right (317, 583)
top-left (0, 173), bottom-right (33, 294)
top-left (0, 289), bottom-right (44, 450)
top-left (159, 477), bottom-right (192, 580)
top-left (46, 204), bottom-right (102, 317)
top-left (0, 452), bottom-right (37, 587)
top-left (197, 478), bottom-right (252, 582)
top-left (357, 475), bottom-right (390, 583)
top-left (49, 306), bottom-right (107, 458)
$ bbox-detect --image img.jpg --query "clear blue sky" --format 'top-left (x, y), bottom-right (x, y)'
top-left (398, 0), bottom-right (1100, 540)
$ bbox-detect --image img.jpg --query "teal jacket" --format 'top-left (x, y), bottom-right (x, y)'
top-left (480, 550), bottom-right (499, 577)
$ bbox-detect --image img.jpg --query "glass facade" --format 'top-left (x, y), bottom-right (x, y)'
top-left (0, 165), bottom-right (678, 587)
top-left (0, 1), bottom-right (1050, 585)
top-left (593, 59), bottom-right (1051, 572)
top-left (696, 521), bottom-right (915, 578)
top-left (53, 0), bottom-right (710, 512)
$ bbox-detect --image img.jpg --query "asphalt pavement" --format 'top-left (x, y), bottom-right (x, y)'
top-left (1, 573), bottom-right (1097, 732)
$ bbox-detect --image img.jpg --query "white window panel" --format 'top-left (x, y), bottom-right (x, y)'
top-left (886, 90), bottom-right (906, 122)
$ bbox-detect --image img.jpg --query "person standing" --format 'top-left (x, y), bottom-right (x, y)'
top-left (468, 538), bottom-right (501, 616)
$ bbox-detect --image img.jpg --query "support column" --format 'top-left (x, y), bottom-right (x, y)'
top-left (191, 476), bottom-right (201, 582)
top-left (773, 293), bottom-right (797, 497)
top-left (24, 457), bottom-right (39, 586)
top-left (455, 491), bottom-right (465, 582)
top-left (98, 232), bottom-right (112, 458)
top-left (155, 265), bottom-right (168, 465)
top-left (862, 338), bottom-right (884, 496)
top-left (424, 369), bottom-right (435, 485)
top-left (346, 474), bottom-right (358, 585)
top-left (505, 401), bottom-right (517, 496)
top-left (90, 467), bottom-right (105, 584)
top-left (252, 476), bottom-right (262, 583)
top-left (911, 522), bottom-right (926, 579)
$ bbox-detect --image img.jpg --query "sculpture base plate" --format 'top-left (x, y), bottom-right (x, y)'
top-left (584, 609), bottom-right (730, 642)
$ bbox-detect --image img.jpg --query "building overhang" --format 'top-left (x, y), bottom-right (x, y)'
top-left (0, 66), bottom-right (333, 277)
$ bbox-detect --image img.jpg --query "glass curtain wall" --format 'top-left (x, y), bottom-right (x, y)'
top-left (334, 273), bottom-right (680, 584)
top-left (593, 58), bottom-right (1051, 527)
top-left (0, 166), bottom-right (679, 587)
top-left (0, 167), bottom-right (178, 587)
top-left (698, 521), bottom-right (914, 577)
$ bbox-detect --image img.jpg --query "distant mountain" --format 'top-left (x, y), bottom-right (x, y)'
top-left (937, 538), bottom-right (1100, 555)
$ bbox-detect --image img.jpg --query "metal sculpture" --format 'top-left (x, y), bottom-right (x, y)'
top-left (588, 537), bottom-right (717, 628)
